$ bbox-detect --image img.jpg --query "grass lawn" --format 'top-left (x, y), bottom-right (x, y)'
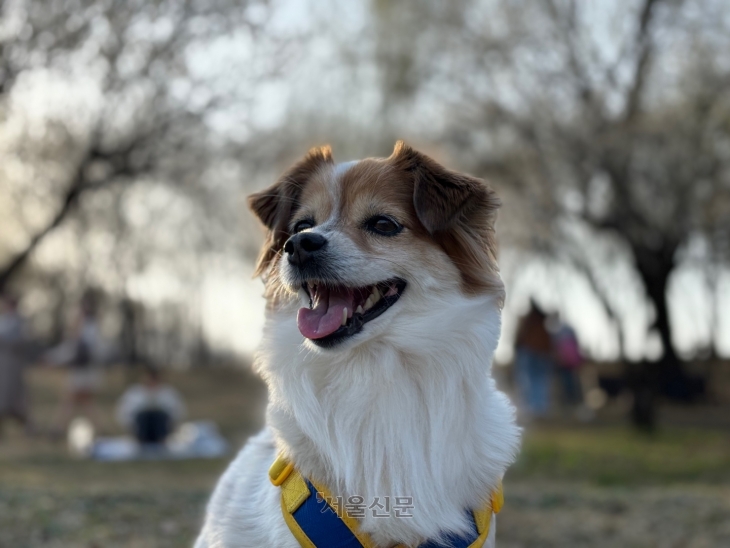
top-left (1, 366), bottom-right (729, 547)
top-left (513, 425), bottom-right (730, 486)
top-left (502, 425), bottom-right (730, 547)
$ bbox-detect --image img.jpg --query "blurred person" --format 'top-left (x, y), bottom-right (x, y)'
top-left (550, 315), bottom-right (584, 411)
top-left (46, 294), bottom-right (106, 435)
top-left (115, 366), bottom-right (186, 445)
top-left (0, 292), bottom-right (32, 435)
top-left (514, 300), bottom-right (553, 417)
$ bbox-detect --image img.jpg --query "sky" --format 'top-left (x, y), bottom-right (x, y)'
top-left (189, 0), bottom-right (730, 363)
top-left (190, 237), bottom-right (730, 365)
top-left (1, 0), bottom-right (728, 365)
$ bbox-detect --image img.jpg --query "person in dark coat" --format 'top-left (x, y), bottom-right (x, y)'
top-left (514, 300), bottom-right (554, 417)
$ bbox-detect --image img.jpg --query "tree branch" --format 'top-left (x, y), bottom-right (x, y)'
top-left (623, 0), bottom-right (660, 123)
top-left (0, 176), bottom-right (86, 291)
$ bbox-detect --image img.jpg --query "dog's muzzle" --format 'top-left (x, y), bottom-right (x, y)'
top-left (284, 232), bottom-right (327, 268)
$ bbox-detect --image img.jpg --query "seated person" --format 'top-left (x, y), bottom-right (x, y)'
top-left (115, 367), bottom-right (186, 445)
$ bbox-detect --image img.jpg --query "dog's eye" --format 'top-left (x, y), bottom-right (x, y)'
top-left (365, 215), bottom-right (402, 236)
top-left (292, 219), bottom-right (314, 233)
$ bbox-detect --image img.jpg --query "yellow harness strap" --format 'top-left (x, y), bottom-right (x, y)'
top-left (269, 455), bottom-right (504, 548)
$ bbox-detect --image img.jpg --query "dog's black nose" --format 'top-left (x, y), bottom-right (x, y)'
top-left (284, 232), bottom-right (327, 266)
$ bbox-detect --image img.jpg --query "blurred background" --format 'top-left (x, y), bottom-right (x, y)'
top-left (0, 0), bottom-right (729, 546)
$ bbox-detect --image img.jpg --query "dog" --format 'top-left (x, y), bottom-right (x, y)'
top-left (195, 142), bottom-right (521, 548)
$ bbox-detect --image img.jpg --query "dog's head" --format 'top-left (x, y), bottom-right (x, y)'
top-left (249, 141), bottom-right (503, 349)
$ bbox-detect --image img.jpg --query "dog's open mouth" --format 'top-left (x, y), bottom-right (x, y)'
top-left (297, 278), bottom-right (407, 347)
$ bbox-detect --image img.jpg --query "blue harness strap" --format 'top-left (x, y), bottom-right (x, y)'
top-left (293, 480), bottom-right (366, 548)
top-left (270, 455), bottom-right (499, 548)
top-left (418, 511), bottom-right (480, 548)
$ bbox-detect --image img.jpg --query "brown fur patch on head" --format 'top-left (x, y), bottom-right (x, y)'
top-left (388, 141), bottom-right (503, 298)
top-left (335, 159), bottom-right (415, 253)
top-left (248, 141), bottom-right (504, 303)
top-left (248, 146), bottom-right (334, 277)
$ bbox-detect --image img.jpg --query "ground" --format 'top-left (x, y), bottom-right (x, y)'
top-left (1, 366), bottom-right (729, 547)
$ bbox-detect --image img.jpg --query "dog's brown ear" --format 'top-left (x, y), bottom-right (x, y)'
top-left (389, 140), bottom-right (503, 297)
top-left (248, 146), bottom-right (334, 276)
top-left (389, 140), bottom-right (500, 233)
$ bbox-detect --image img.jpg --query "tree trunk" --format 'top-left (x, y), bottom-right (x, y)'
top-left (642, 264), bottom-right (675, 363)
top-left (632, 240), bottom-right (678, 362)
top-left (630, 241), bottom-right (674, 431)
top-left (628, 239), bottom-right (701, 430)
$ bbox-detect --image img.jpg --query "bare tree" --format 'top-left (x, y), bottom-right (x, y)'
top-left (0, 0), bottom-right (274, 291)
top-left (367, 0), bottom-right (730, 362)
top-left (0, 0), bottom-right (310, 365)
top-left (307, 0), bottom-right (730, 427)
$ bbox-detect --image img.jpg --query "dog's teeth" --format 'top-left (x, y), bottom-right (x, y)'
top-left (363, 296), bottom-right (374, 311)
top-left (372, 287), bottom-right (381, 301)
top-left (342, 308), bottom-right (348, 326)
top-left (355, 305), bottom-right (364, 315)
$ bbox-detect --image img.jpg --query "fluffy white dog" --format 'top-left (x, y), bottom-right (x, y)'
top-left (195, 142), bottom-right (521, 548)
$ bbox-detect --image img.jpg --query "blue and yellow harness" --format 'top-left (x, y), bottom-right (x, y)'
top-left (269, 456), bottom-right (503, 548)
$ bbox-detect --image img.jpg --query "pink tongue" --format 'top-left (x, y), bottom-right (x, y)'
top-left (297, 287), bottom-right (355, 340)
